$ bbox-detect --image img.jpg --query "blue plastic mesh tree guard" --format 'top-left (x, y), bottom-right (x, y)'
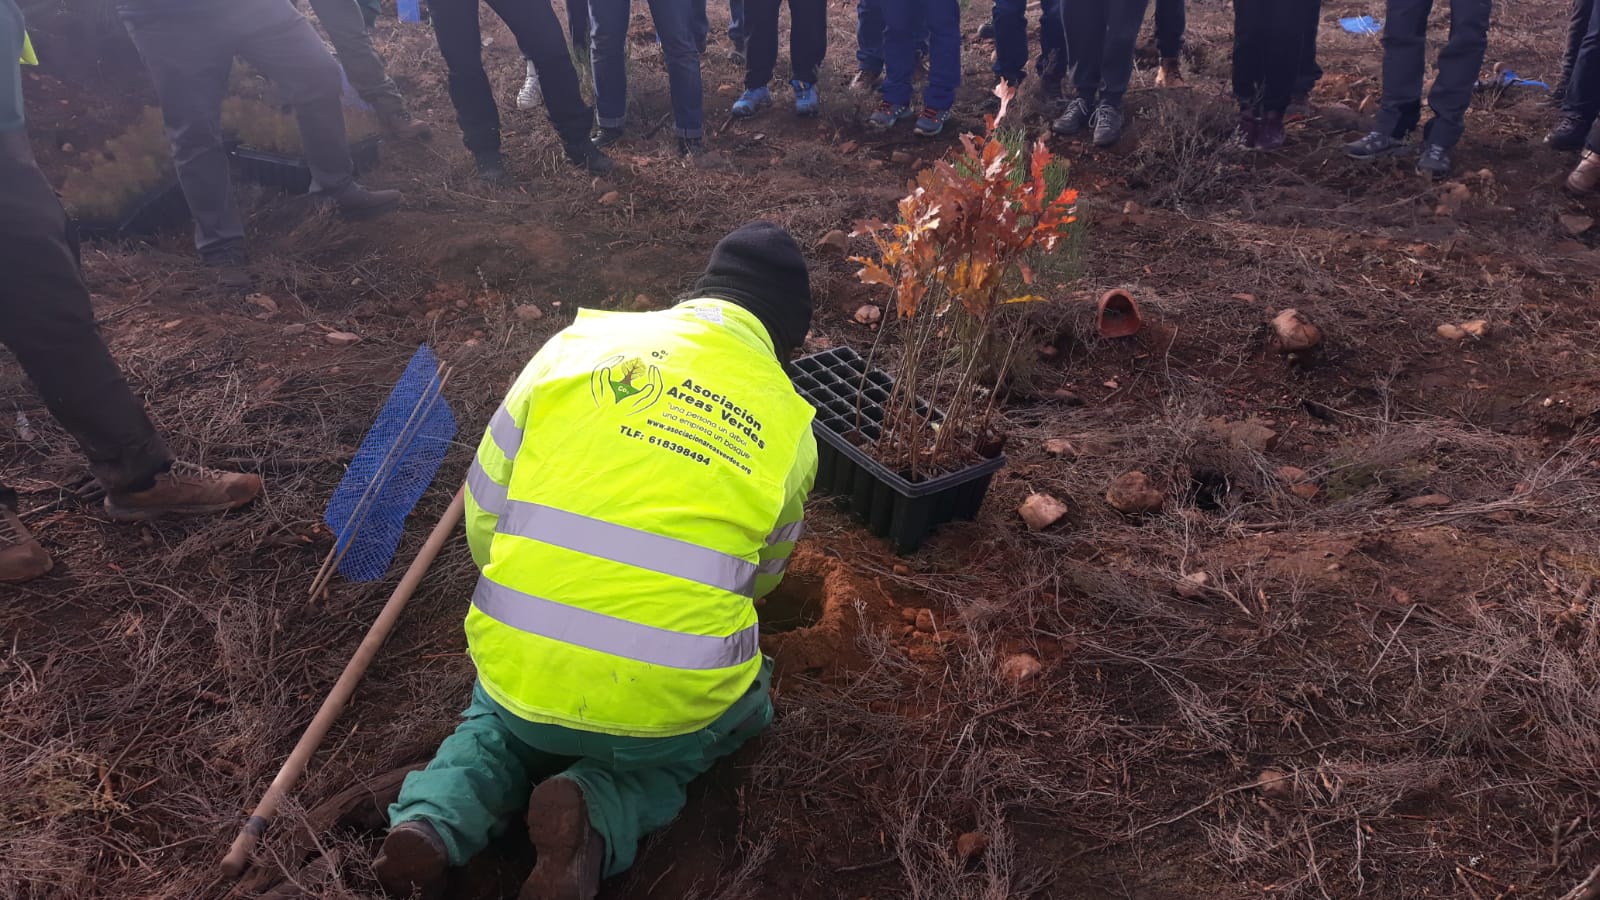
top-left (325, 345), bottom-right (457, 582)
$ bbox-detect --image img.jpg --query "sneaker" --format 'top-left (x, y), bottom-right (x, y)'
top-left (867, 101), bottom-right (914, 130)
top-left (516, 61), bottom-right (541, 110)
top-left (1155, 57), bottom-right (1183, 87)
top-left (523, 777), bottom-right (604, 900)
top-left (792, 80), bottom-right (819, 117)
top-left (1567, 148), bottom-right (1600, 192)
top-left (1548, 113), bottom-right (1590, 151)
top-left (373, 820), bottom-right (448, 900)
top-left (913, 105), bottom-right (953, 137)
top-left (1285, 93), bottom-right (1313, 122)
top-left (475, 152), bottom-right (510, 184)
top-left (1255, 111), bottom-right (1286, 151)
top-left (1091, 103), bottom-right (1125, 147)
top-left (379, 112), bottom-right (432, 142)
top-left (103, 461), bottom-right (262, 522)
top-left (1236, 108), bottom-right (1260, 149)
top-left (1345, 130), bottom-right (1406, 160)
top-left (564, 140), bottom-right (615, 175)
top-left (0, 503), bottom-right (52, 584)
top-left (849, 69), bottom-right (882, 92)
top-left (1051, 97), bottom-right (1092, 136)
top-left (1415, 143), bottom-right (1452, 178)
top-left (331, 183), bottom-right (403, 220)
top-left (731, 86), bottom-right (772, 118)
top-left (591, 125), bottom-right (625, 149)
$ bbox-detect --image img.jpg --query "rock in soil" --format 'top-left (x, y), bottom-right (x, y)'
top-left (1560, 213), bottom-right (1594, 235)
top-left (853, 304), bottom-right (883, 325)
top-left (814, 229), bottom-right (850, 255)
top-left (1401, 493), bottom-right (1453, 508)
top-left (915, 608), bottom-right (937, 633)
top-left (1043, 438), bottom-right (1076, 457)
top-left (1257, 768), bottom-right (1294, 801)
top-left (900, 607), bottom-right (920, 625)
top-left (1176, 571), bottom-right (1210, 599)
top-left (515, 303), bottom-right (545, 322)
top-left (1461, 319), bottom-right (1490, 338)
top-left (281, 323), bottom-right (308, 337)
top-left (1105, 471), bottom-right (1164, 515)
top-left (999, 652), bottom-right (1043, 683)
top-left (1050, 389), bottom-right (1085, 406)
top-left (324, 331), bottom-right (361, 346)
top-left (1275, 465), bottom-right (1320, 499)
top-left (955, 832), bottom-right (990, 862)
top-left (1272, 308), bottom-right (1322, 353)
top-left (1436, 323), bottom-right (1466, 340)
top-left (1018, 493), bottom-right (1068, 531)
top-left (1208, 417), bottom-right (1279, 452)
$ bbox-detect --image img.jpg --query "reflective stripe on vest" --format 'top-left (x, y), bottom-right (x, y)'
top-left (473, 575), bottom-right (760, 670)
top-left (495, 498), bottom-right (758, 597)
top-left (466, 458), bottom-right (508, 517)
top-left (768, 519), bottom-right (804, 545)
top-left (488, 404), bottom-right (523, 460)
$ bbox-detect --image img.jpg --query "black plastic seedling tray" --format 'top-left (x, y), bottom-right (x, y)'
top-left (791, 347), bottom-right (1006, 554)
top-left (72, 179), bottom-right (191, 242)
top-left (231, 137), bottom-right (381, 194)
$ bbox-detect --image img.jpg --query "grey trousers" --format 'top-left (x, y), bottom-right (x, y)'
top-left (123, 0), bottom-right (355, 258)
top-left (304, 0), bottom-right (407, 118)
top-left (1374, 0), bottom-right (1493, 148)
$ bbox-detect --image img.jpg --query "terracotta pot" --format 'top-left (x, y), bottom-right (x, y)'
top-left (1096, 289), bottom-right (1144, 339)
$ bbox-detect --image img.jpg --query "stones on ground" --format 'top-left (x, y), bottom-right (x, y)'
top-left (1105, 471), bottom-right (1164, 514)
top-left (1560, 213), bottom-right (1594, 235)
top-left (1208, 417), bottom-right (1280, 452)
top-left (1437, 319), bottom-right (1488, 341)
top-left (1050, 388), bottom-right (1084, 406)
top-left (999, 652), bottom-right (1043, 683)
top-left (514, 303), bottom-right (545, 323)
top-left (1018, 493), bottom-right (1068, 531)
top-left (1401, 493), bottom-right (1453, 508)
top-left (915, 608), bottom-right (937, 633)
top-left (598, 190), bottom-right (620, 205)
top-left (324, 331), bottom-right (361, 346)
top-left (1121, 200), bottom-right (1142, 215)
top-left (1257, 768), bottom-right (1293, 801)
top-left (890, 150), bottom-right (914, 164)
top-left (1275, 465), bottom-right (1320, 499)
top-left (1176, 571), bottom-right (1210, 599)
top-left (1461, 319), bottom-right (1489, 338)
top-left (955, 832), bottom-right (990, 862)
top-left (900, 607), bottom-right (920, 625)
top-left (1436, 323), bottom-right (1466, 340)
top-left (814, 229), bottom-right (850, 254)
top-left (1271, 308), bottom-right (1322, 353)
top-left (1043, 438), bottom-right (1076, 457)
top-left (1432, 181), bottom-right (1470, 217)
top-left (281, 323), bottom-right (308, 337)
top-left (853, 304), bottom-right (883, 325)
top-left (245, 293), bottom-right (278, 315)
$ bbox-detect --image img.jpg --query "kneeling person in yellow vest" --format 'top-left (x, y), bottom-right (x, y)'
top-left (375, 222), bottom-right (819, 900)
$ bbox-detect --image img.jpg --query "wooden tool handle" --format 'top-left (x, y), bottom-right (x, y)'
top-left (220, 487), bottom-right (466, 878)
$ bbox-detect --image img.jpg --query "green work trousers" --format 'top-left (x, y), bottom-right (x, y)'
top-left (388, 658), bottom-right (773, 878)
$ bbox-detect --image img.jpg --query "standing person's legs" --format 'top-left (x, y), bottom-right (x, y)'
top-left (1561, 0), bottom-right (1596, 100)
top-left (1292, 0), bottom-right (1324, 98)
top-left (1563, 0), bottom-right (1600, 125)
top-left (1098, 0), bottom-right (1151, 107)
top-left (488, 0), bottom-right (596, 144)
top-left (1258, 1), bottom-right (1308, 115)
top-left (426, 0), bottom-right (501, 158)
top-left (1231, 0), bottom-right (1268, 109)
top-left (691, 0), bottom-right (710, 49)
top-left (0, 132), bottom-right (172, 495)
top-left (1374, 0), bottom-right (1432, 139)
top-left (789, 0), bottom-right (827, 84)
top-left (992, 0), bottom-right (1030, 84)
top-left (879, 0), bottom-right (917, 107)
top-left (729, 0), bottom-right (747, 45)
top-left (1037, 0), bottom-right (1068, 81)
top-left (644, 0), bottom-right (707, 140)
top-left (1153, 0), bottom-right (1184, 59)
top-left (567, 0), bottom-right (591, 51)
top-left (920, 0), bottom-right (960, 111)
top-left (856, 0), bottom-right (884, 76)
top-left (122, 15), bottom-right (242, 260)
top-left (1423, 0), bottom-right (1491, 148)
top-left (1062, 0), bottom-right (1109, 105)
top-left (305, 0), bottom-right (407, 120)
top-left (743, 0), bottom-right (781, 88)
top-left (236, 0), bottom-right (356, 194)
top-left (590, 0), bottom-right (631, 134)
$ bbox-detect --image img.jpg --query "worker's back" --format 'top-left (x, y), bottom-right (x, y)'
top-left (462, 299), bottom-right (817, 739)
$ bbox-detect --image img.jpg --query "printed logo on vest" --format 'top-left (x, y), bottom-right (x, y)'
top-left (589, 353), bottom-right (666, 416)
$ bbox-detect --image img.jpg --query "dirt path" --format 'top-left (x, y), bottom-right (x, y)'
top-left (4, 2), bottom-right (1600, 898)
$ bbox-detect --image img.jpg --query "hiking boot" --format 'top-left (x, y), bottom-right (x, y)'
top-left (102, 461), bottom-right (262, 522)
top-left (866, 100), bottom-right (914, 130)
top-left (0, 504), bottom-right (52, 584)
top-left (1236, 108), bottom-right (1260, 149)
top-left (1415, 143), bottom-right (1452, 178)
top-left (1345, 130), bottom-right (1405, 160)
top-left (1255, 110), bottom-right (1286, 151)
top-left (373, 820), bottom-right (449, 900)
top-left (331, 183), bottom-right (402, 220)
top-left (849, 69), bottom-right (881, 92)
top-left (913, 105), bottom-right (953, 137)
top-left (521, 777), bottom-right (603, 900)
top-left (1091, 103), bottom-right (1125, 147)
top-left (475, 152), bottom-right (510, 184)
top-left (1285, 93), bottom-right (1313, 122)
top-left (1547, 113), bottom-right (1589, 151)
top-left (1155, 57), bottom-right (1183, 87)
top-left (380, 112), bottom-right (432, 142)
top-left (1568, 148), bottom-right (1600, 192)
top-left (792, 80), bottom-right (819, 117)
top-left (731, 85), bottom-right (771, 118)
top-left (1051, 97), bottom-right (1092, 136)
top-left (591, 125), bottom-right (625, 150)
top-left (564, 140), bottom-right (615, 175)
top-left (517, 61), bottom-right (542, 110)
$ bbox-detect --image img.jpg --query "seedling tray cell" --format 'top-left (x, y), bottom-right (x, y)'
top-left (232, 137), bottom-right (381, 194)
top-left (791, 347), bottom-right (1005, 554)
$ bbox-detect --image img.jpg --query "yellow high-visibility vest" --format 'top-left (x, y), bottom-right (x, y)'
top-left (463, 299), bottom-right (817, 738)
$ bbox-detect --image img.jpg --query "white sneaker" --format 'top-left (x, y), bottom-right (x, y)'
top-left (516, 60), bottom-right (541, 110)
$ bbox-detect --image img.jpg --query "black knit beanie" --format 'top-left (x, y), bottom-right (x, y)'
top-left (692, 221), bottom-right (812, 358)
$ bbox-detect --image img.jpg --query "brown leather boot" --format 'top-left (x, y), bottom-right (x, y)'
top-left (331, 183), bottom-right (403, 221)
top-left (0, 505), bottom-right (52, 583)
top-left (381, 113), bottom-right (433, 142)
top-left (1155, 57), bottom-right (1183, 87)
top-left (103, 461), bottom-right (262, 522)
top-left (1568, 149), bottom-right (1600, 193)
top-left (520, 777), bottom-right (603, 900)
top-left (373, 820), bottom-right (449, 899)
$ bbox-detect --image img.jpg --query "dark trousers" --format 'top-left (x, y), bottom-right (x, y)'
top-left (1062, 0), bottom-right (1151, 108)
top-left (1232, 0), bottom-right (1316, 115)
top-left (566, 0), bottom-right (589, 48)
top-left (1151, 0), bottom-right (1183, 58)
top-left (1564, 0), bottom-right (1600, 122)
top-left (856, 0), bottom-right (925, 76)
top-left (0, 132), bottom-right (171, 494)
top-left (1373, 0), bottom-right (1492, 148)
top-left (992, 0), bottom-right (1066, 83)
top-left (1562, 0), bottom-right (1595, 98)
top-left (1292, 0), bottom-right (1323, 97)
top-left (744, 0), bottom-right (827, 88)
top-left (428, 0), bottom-right (594, 156)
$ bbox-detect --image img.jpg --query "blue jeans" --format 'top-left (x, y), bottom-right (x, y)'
top-left (855, 0), bottom-right (926, 76)
top-left (992, 0), bottom-right (1065, 82)
top-left (593, 0), bottom-right (705, 138)
top-left (881, 0), bottom-right (957, 109)
top-left (691, 0), bottom-right (745, 45)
